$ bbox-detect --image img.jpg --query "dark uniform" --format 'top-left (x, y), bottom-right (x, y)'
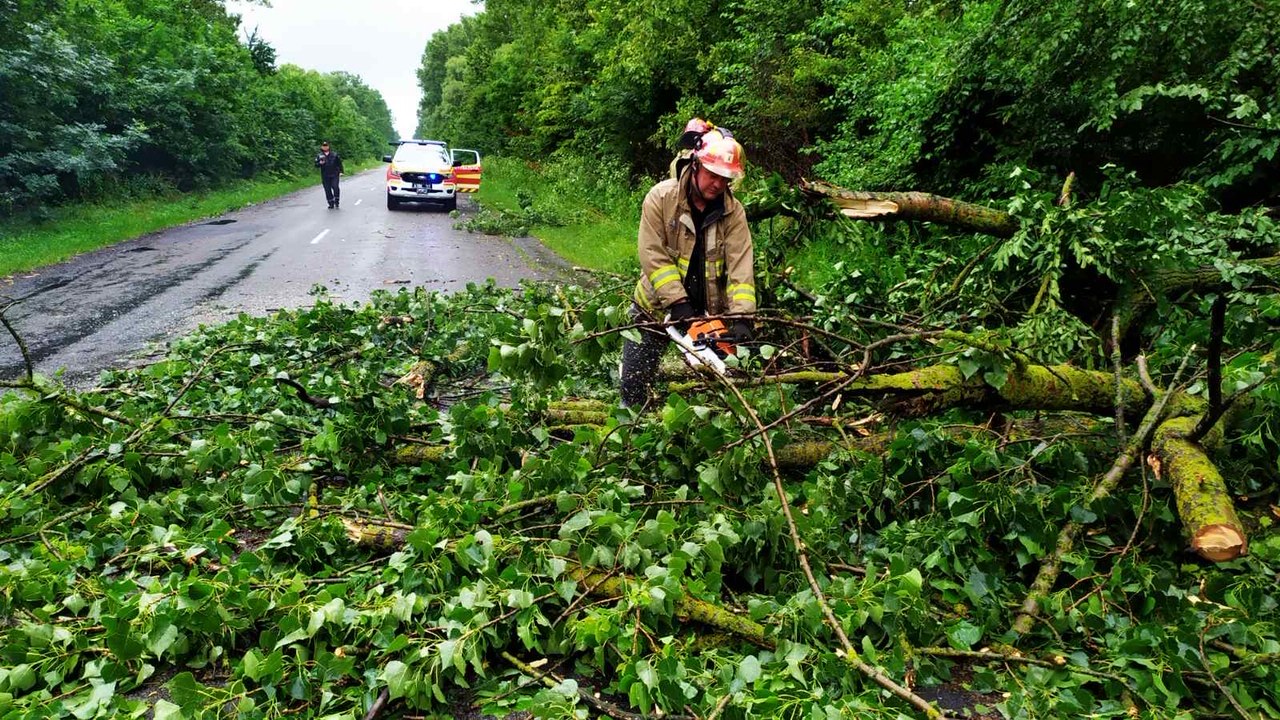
top-left (315, 145), bottom-right (344, 208)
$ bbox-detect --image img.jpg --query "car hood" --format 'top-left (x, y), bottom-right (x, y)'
top-left (392, 159), bottom-right (453, 173)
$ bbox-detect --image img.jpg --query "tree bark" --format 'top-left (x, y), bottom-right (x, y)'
top-left (800, 180), bottom-right (1020, 238)
top-left (341, 517), bottom-right (414, 550)
top-left (1150, 416), bottom-right (1248, 561)
top-left (674, 363), bottom-right (1203, 419)
top-left (393, 360), bottom-right (437, 400)
top-left (391, 443), bottom-right (449, 465)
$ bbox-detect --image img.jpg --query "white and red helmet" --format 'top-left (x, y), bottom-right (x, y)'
top-left (694, 132), bottom-right (746, 180)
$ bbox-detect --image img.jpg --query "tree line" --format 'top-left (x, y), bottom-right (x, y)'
top-left (416, 0), bottom-right (1278, 209)
top-left (0, 0), bottom-right (397, 218)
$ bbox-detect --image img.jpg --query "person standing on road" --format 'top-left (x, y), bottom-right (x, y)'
top-left (315, 141), bottom-right (344, 209)
top-left (620, 130), bottom-right (756, 408)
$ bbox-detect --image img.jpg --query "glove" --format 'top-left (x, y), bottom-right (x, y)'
top-left (731, 319), bottom-right (753, 343)
top-left (666, 301), bottom-right (697, 334)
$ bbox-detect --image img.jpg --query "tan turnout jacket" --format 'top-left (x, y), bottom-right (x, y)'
top-left (633, 170), bottom-right (756, 317)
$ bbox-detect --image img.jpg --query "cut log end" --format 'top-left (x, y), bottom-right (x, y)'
top-left (838, 200), bottom-right (900, 219)
top-left (1192, 524), bottom-right (1248, 562)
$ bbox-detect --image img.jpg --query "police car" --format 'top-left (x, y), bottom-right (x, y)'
top-left (383, 140), bottom-right (481, 211)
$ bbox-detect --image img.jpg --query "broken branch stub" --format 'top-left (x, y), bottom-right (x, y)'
top-left (800, 180), bottom-right (1020, 238)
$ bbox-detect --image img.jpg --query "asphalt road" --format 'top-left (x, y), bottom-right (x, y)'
top-left (0, 169), bottom-right (572, 385)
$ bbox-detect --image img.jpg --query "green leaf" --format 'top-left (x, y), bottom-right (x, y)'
top-left (552, 678), bottom-right (579, 697)
top-left (152, 700), bottom-right (185, 720)
top-left (780, 641), bottom-right (811, 682)
top-left (382, 661), bottom-right (409, 699)
top-left (147, 621), bottom-right (180, 657)
top-left (946, 620), bottom-right (982, 650)
top-left (167, 673), bottom-right (202, 707)
top-left (1070, 505), bottom-right (1097, 523)
top-left (899, 568), bottom-right (924, 594)
top-left (242, 649), bottom-right (263, 682)
top-left (5, 665), bottom-right (35, 693)
top-left (737, 655), bottom-right (762, 684)
top-left (635, 659), bottom-right (657, 688)
top-left (274, 627), bottom-right (310, 650)
top-left (559, 510), bottom-right (592, 535)
top-left (983, 366), bottom-right (1008, 391)
top-left (438, 640), bottom-right (459, 672)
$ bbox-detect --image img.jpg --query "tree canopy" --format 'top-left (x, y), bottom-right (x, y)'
top-left (417, 0), bottom-right (1278, 208)
top-left (0, 0), bottom-right (397, 217)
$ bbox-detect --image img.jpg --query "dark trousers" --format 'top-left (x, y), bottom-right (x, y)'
top-left (322, 175), bottom-right (340, 206)
top-left (619, 304), bottom-right (670, 408)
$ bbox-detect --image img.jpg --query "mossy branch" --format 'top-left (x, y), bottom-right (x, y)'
top-left (1010, 348), bottom-right (1194, 639)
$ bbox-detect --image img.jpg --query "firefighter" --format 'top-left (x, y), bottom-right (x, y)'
top-left (620, 132), bottom-right (755, 408)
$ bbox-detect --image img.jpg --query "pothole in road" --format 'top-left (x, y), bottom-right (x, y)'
top-left (129, 247), bottom-right (156, 252)
top-left (204, 219), bottom-right (237, 226)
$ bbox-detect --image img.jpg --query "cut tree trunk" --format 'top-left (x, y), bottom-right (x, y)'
top-left (1150, 416), bottom-right (1248, 561)
top-left (341, 517), bottom-right (414, 550)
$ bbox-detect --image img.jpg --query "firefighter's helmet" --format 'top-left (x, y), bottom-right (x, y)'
top-left (694, 134), bottom-right (746, 180)
top-left (679, 117), bottom-right (713, 150)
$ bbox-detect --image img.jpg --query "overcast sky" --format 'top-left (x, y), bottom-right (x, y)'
top-left (226, 0), bottom-right (478, 139)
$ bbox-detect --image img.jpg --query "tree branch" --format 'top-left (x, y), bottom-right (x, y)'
top-left (0, 304), bottom-right (34, 384)
top-left (275, 376), bottom-right (339, 409)
top-left (1010, 346), bottom-right (1195, 638)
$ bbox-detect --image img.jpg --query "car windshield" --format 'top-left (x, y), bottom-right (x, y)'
top-left (394, 144), bottom-right (449, 165)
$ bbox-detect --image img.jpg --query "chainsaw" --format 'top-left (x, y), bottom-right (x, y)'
top-left (665, 315), bottom-right (735, 376)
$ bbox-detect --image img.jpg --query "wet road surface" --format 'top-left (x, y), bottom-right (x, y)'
top-left (0, 170), bottom-right (571, 385)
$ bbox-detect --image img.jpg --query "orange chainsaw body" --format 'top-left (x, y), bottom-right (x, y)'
top-left (686, 318), bottom-right (735, 357)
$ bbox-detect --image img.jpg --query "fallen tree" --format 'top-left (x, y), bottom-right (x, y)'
top-left (2, 268), bottom-right (1276, 720)
top-left (382, 357), bottom-right (1247, 563)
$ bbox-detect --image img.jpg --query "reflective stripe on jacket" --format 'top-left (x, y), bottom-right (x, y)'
top-left (633, 170), bottom-right (755, 317)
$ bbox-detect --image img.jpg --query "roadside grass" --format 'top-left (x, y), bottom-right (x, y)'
top-left (533, 216), bottom-right (638, 273)
top-left (472, 156), bottom-right (643, 274)
top-left (0, 160), bottom-right (382, 279)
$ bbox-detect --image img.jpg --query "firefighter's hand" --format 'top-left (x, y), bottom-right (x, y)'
top-left (667, 301), bottom-right (696, 334)
top-left (731, 319), bottom-right (753, 343)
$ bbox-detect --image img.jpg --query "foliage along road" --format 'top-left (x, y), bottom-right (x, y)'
top-left (0, 169), bottom-right (570, 385)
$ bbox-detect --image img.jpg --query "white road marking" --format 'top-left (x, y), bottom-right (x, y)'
top-left (310, 229), bottom-right (330, 245)
top-left (354, 199), bottom-right (362, 206)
